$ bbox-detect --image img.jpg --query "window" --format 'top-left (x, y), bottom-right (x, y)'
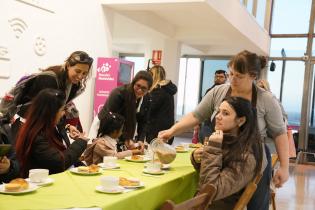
top-left (176, 58), bottom-right (201, 119)
top-left (271, 0), bottom-right (311, 34)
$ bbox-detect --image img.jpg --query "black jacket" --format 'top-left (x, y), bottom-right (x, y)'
top-left (18, 72), bottom-right (81, 118)
top-left (138, 81), bottom-right (177, 144)
top-left (23, 125), bottom-right (87, 177)
top-left (98, 85), bottom-right (138, 142)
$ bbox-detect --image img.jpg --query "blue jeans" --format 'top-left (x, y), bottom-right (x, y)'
top-left (247, 144), bottom-right (272, 210)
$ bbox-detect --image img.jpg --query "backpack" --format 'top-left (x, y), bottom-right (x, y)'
top-left (0, 71), bottom-right (58, 120)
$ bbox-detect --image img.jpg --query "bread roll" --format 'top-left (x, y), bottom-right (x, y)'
top-left (10, 178), bottom-right (29, 190)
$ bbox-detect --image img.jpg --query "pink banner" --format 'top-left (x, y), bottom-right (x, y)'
top-left (93, 58), bottom-right (134, 117)
top-left (93, 58), bottom-right (119, 117)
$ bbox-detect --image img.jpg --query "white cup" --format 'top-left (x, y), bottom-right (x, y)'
top-left (100, 176), bottom-right (119, 190)
top-left (29, 169), bottom-right (49, 183)
top-left (146, 162), bottom-right (162, 173)
top-left (103, 156), bottom-right (117, 167)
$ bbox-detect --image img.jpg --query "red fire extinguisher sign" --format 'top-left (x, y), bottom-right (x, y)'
top-left (152, 50), bottom-right (162, 65)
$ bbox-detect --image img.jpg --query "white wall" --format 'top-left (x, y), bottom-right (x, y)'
top-left (0, 0), bottom-right (111, 131)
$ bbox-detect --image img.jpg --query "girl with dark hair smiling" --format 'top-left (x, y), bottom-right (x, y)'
top-left (11, 51), bottom-right (93, 142)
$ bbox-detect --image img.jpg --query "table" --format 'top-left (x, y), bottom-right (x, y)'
top-left (0, 151), bottom-right (198, 210)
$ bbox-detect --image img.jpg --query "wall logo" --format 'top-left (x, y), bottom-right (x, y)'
top-left (0, 46), bottom-right (10, 60)
top-left (97, 62), bottom-right (111, 73)
top-left (34, 36), bottom-right (46, 56)
top-left (8, 18), bottom-right (28, 39)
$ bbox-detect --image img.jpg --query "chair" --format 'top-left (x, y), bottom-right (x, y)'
top-left (233, 154), bottom-right (279, 210)
top-left (160, 184), bottom-right (216, 210)
top-left (233, 173), bottom-right (262, 210)
top-left (270, 154), bottom-right (278, 210)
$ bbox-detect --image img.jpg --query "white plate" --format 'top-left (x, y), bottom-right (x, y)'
top-left (95, 185), bottom-right (124, 194)
top-left (176, 148), bottom-right (189, 153)
top-left (124, 156), bottom-right (151, 163)
top-left (120, 181), bottom-right (145, 189)
top-left (26, 177), bottom-right (54, 186)
top-left (144, 163), bottom-right (170, 170)
top-left (69, 167), bottom-right (102, 175)
top-left (143, 169), bottom-right (165, 175)
top-left (0, 183), bottom-right (38, 194)
top-left (98, 163), bottom-right (120, 169)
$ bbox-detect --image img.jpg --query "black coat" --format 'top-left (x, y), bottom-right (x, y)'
top-left (24, 125), bottom-right (87, 177)
top-left (138, 81), bottom-right (177, 144)
top-left (98, 85), bottom-right (138, 142)
top-left (18, 72), bottom-right (81, 118)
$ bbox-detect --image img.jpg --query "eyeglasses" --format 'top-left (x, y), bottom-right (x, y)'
top-left (134, 83), bottom-right (148, 92)
top-left (72, 53), bottom-right (93, 65)
top-left (228, 71), bottom-right (246, 80)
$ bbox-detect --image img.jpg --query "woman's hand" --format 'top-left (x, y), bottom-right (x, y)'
top-left (193, 147), bottom-right (204, 163)
top-left (0, 156), bottom-right (10, 174)
top-left (273, 166), bottom-right (289, 188)
top-left (67, 125), bottom-right (89, 141)
top-left (208, 130), bottom-right (223, 143)
top-left (68, 125), bottom-right (81, 139)
top-left (158, 129), bottom-right (174, 143)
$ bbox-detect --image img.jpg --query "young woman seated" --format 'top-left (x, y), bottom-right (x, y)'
top-left (191, 97), bottom-right (264, 210)
top-left (84, 112), bottom-right (142, 165)
top-left (15, 89), bottom-right (89, 177)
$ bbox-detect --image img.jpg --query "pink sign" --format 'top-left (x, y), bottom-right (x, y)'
top-left (93, 58), bottom-right (119, 117)
top-left (93, 58), bottom-right (134, 117)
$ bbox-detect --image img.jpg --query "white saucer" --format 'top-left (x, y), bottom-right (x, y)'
top-left (98, 163), bottom-right (120, 169)
top-left (0, 183), bottom-right (38, 194)
top-left (125, 156), bottom-right (151, 163)
top-left (176, 148), bottom-right (189, 153)
top-left (26, 177), bottom-right (54, 186)
top-left (95, 185), bottom-right (124, 194)
top-left (143, 169), bottom-right (165, 175)
top-left (69, 167), bottom-right (102, 175)
top-left (121, 181), bottom-right (145, 189)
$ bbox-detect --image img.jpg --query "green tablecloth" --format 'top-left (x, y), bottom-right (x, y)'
top-left (0, 151), bottom-right (198, 210)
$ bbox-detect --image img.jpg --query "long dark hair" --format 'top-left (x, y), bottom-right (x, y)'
top-left (123, 71), bottom-right (153, 140)
top-left (43, 51), bottom-right (93, 96)
top-left (97, 112), bottom-right (125, 137)
top-left (228, 50), bottom-right (267, 78)
top-left (221, 96), bottom-right (263, 176)
top-left (15, 89), bottom-right (67, 177)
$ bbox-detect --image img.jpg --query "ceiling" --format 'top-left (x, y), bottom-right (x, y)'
top-left (102, 0), bottom-right (270, 56)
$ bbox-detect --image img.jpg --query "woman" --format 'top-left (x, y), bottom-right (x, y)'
top-left (12, 51), bottom-right (93, 141)
top-left (15, 89), bottom-right (88, 177)
top-left (191, 97), bottom-right (263, 209)
top-left (89, 70), bottom-right (153, 150)
top-left (138, 65), bottom-right (177, 144)
top-left (159, 50), bottom-right (289, 210)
